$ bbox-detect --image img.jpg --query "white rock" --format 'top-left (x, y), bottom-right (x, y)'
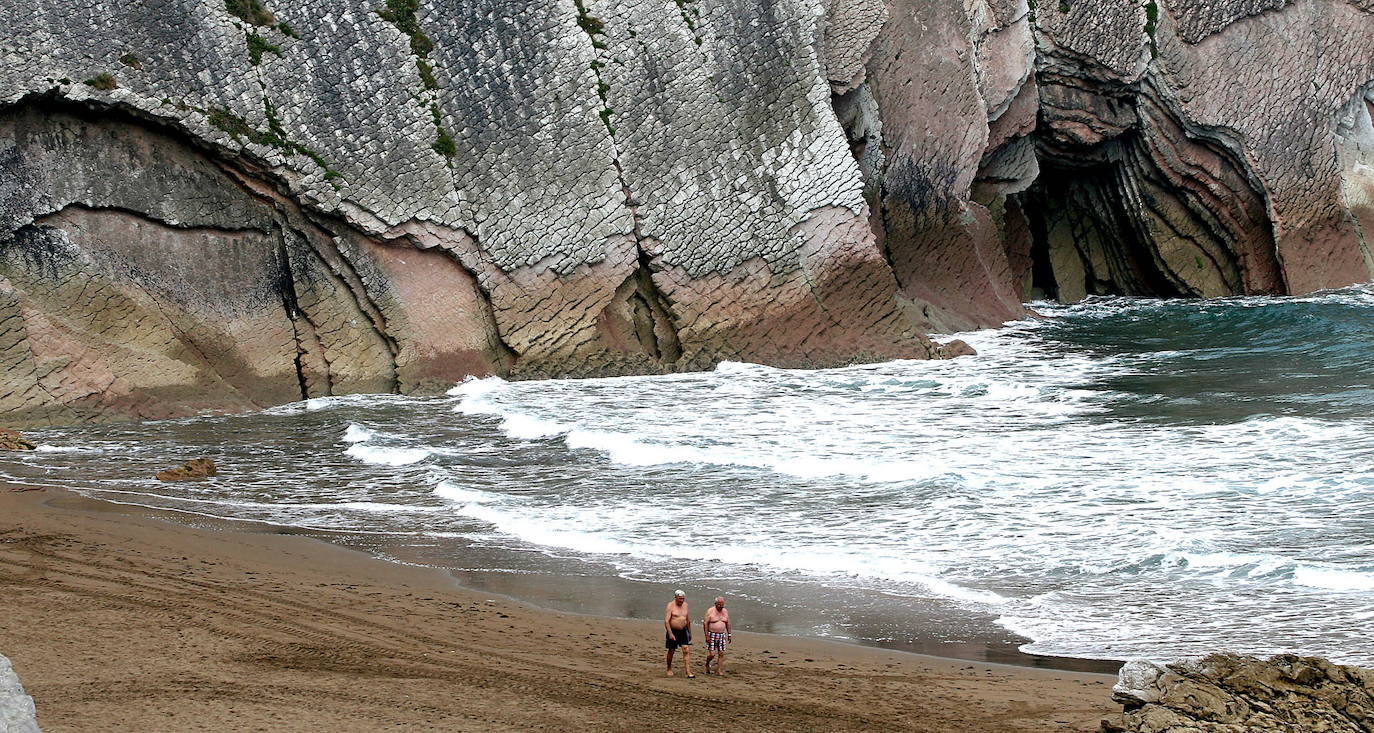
top-left (0, 654), bottom-right (40, 733)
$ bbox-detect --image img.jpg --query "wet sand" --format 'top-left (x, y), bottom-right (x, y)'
top-left (0, 486), bottom-right (1118, 731)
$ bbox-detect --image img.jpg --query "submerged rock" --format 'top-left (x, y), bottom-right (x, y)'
top-left (1101, 654), bottom-right (1374, 732)
top-left (155, 458), bottom-right (219, 482)
top-left (939, 340), bottom-right (978, 359)
top-left (0, 653), bottom-right (41, 733)
top-left (0, 429), bottom-right (35, 451)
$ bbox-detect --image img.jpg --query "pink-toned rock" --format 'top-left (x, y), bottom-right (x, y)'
top-left (939, 340), bottom-right (978, 358)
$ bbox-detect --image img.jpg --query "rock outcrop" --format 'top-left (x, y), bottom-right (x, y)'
top-left (0, 429), bottom-right (34, 450)
top-left (1102, 654), bottom-right (1374, 732)
top-left (0, 653), bottom-right (40, 733)
top-left (154, 457), bottom-right (218, 481)
top-left (1, 1), bottom-right (1372, 425)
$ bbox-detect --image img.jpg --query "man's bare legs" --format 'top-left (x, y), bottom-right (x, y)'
top-left (665, 647), bottom-right (694, 677)
top-left (715, 648), bottom-right (725, 675)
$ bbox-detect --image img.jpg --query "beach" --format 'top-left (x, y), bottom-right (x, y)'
top-left (0, 486), bottom-right (1116, 731)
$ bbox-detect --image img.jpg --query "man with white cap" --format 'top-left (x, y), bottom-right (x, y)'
top-left (663, 589), bottom-right (695, 677)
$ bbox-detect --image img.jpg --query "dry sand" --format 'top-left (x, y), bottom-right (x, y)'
top-left (0, 486), bottom-right (1117, 731)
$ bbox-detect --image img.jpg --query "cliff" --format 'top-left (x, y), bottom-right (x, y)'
top-left (1, 0), bottom-right (1372, 425)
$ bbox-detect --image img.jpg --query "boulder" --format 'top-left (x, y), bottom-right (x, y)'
top-left (0, 429), bottom-right (35, 451)
top-left (939, 340), bottom-right (978, 358)
top-left (155, 458), bottom-right (218, 482)
top-left (1101, 654), bottom-right (1374, 733)
top-left (0, 653), bottom-right (40, 733)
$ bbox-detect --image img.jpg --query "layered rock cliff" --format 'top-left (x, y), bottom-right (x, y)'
top-left (1, 0), bottom-right (1372, 425)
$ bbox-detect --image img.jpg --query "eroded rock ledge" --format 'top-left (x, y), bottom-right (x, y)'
top-left (2, 0), bottom-right (1373, 425)
top-left (1102, 654), bottom-right (1374, 732)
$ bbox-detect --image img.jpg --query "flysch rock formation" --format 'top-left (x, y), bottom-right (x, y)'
top-left (0, 653), bottom-right (40, 733)
top-left (1, 0), bottom-right (1373, 425)
top-left (1102, 654), bottom-right (1374, 732)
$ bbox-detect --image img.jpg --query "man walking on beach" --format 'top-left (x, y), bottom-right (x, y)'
top-left (664, 589), bottom-right (695, 677)
top-left (703, 596), bottom-right (731, 675)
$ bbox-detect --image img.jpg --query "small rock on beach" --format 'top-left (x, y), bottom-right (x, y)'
top-left (155, 458), bottom-right (219, 482)
top-left (0, 429), bottom-right (36, 451)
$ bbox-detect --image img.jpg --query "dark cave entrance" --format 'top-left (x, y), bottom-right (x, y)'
top-left (1011, 85), bottom-right (1284, 304)
top-left (1015, 153), bottom-right (1195, 303)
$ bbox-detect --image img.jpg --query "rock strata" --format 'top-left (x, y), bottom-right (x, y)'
top-left (0, 429), bottom-right (34, 451)
top-left (1, 1), bottom-right (1373, 425)
top-left (1102, 654), bottom-right (1374, 733)
top-left (155, 458), bottom-right (219, 482)
top-left (0, 653), bottom-right (40, 733)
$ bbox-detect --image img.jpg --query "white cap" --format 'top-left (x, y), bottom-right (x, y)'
top-left (674, 589), bottom-right (686, 597)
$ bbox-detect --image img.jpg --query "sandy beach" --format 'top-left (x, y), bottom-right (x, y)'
top-left (0, 486), bottom-right (1117, 731)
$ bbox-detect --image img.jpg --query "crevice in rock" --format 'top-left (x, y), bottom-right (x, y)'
top-left (29, 202), bottom-right (269, 236)
top-left (620, 248), bottom-right (682, 364)
top-left (275, 230), bottom-right (333, 399)
top-left (568, 0), bottom-right (684, 367)
top-left (211, 161), bottom-right (402, 392)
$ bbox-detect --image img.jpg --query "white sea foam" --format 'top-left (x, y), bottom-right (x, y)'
top-left (1292, 566), bottom-right (1374, 592)
top-left (432, 481), bottom-right (509, 505)
top-left (342, 424), bottom-right (375, 443)
top-left (15, 288), bottom-right (1374, 666)
top-left (344, 443), bottom-right (431, 466)
top-left (447, 375), bottom-right (508, 398)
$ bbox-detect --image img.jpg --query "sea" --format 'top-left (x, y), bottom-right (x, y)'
top-left (4, 287), bottom-right (1373, 667)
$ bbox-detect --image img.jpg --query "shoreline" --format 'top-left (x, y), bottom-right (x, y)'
top-left (25, 482), bottom-right (1122, 676)
top-left (0, 484), bottom-right (1118, 731)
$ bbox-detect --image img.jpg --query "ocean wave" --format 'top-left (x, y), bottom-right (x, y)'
top-left (436, 488), bottom-right (1007, 606)
top-left (342, 424), bottom-right (375, 443)
top-left (432, 481), bottom-right (511, 505)
top-left (344, 443), bottom-right (431, 466)
top-left (1292, 566), bottom-right (1374, 592)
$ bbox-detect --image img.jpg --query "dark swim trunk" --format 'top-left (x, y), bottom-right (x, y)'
top-left (665, 626), bottom-right (691, 650)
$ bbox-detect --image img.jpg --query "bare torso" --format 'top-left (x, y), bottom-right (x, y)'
top-left (666, 600), bottom-right (690, 630)
top-left (705, 607), bottom-right (728, 633)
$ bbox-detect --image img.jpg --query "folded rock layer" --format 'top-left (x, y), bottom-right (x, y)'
top-left (1, 0), bottom-right (1372, 424)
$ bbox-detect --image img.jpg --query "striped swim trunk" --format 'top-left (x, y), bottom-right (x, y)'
top-left (706, 631), bottom-right (728, 652)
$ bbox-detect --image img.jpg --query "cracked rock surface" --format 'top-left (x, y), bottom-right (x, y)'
top-left (1102, 654), bottom-right (1374, 733)
top-left (2, 0), bottom-right (1373, 424)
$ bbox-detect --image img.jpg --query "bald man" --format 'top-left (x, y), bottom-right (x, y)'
top-left (703, 596), bottom-right (731, 675)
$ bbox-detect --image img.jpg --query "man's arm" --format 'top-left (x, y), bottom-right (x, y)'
top-left (664, 603), bottom-right (673, 634)
top-left (725, 613), bottom-right (732, 637)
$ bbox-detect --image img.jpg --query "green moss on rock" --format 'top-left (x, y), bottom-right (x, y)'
top-left (247, 33), bottom-right (281, 64)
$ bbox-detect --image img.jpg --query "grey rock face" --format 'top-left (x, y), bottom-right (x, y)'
top-left (0, 0), bottom-right (1372, 424)
top-left (1101, 654), bottom-right (1374, 733)
top-left (0, 654), bottom-right (40, 733)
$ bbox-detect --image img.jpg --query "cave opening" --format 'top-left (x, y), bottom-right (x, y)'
top-left (1015, 146), bottom-right (1195, 303)
top-left (1011, 101), bottom-right (1283, 304)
